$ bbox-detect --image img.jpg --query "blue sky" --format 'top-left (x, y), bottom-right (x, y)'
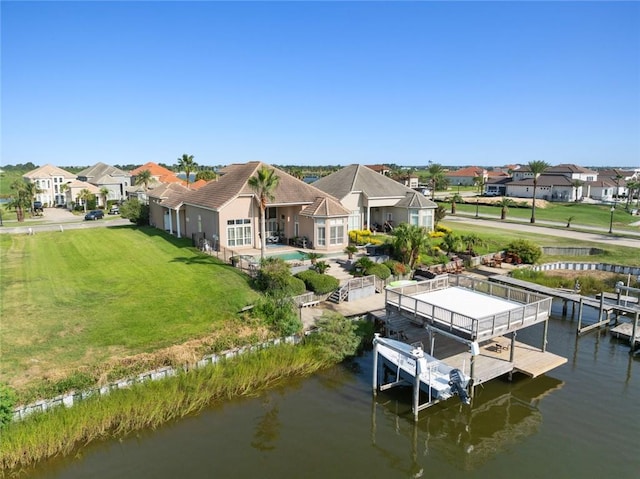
top-left (2, 1), bottom-right (639, 168)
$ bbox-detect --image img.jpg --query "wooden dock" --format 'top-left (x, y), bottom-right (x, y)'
top-left (610, 322), bottom-right (640, 346)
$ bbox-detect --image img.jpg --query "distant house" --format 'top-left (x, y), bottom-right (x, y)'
top-left (63, 180), bottom-right (102, 210)
top-left (76, 162), bottom-right (131, 205)
top-left (583, 179), bottom-right (617, 203)
top-left (365, 164), bottom-right (391, 176)
top-left (445, 166), bottom-right (487, 187)
top-left (505, 175), bottom-right (577, 202)
top-left (312, 164), bottom-right (437, 232)
top-left (22, 164), bottom-right (76, 207)
top-left (148, 161), bottom-right (350, 252)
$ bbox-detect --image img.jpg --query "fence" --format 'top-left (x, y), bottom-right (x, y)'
top-left (12, 335), bottom-right (303, 422)
top-left (532, 262), bottom-right (640, 276)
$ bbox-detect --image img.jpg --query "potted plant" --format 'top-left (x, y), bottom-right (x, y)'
top-left (344, 244), bottom-right (358, 260)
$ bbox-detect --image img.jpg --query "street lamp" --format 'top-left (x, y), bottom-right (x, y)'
top-left (475, 199), bottom-right (479, 218)
top-left (457, 182), bottom-right (461, 195)
top-left (608, 206), bottom-right (615, 234)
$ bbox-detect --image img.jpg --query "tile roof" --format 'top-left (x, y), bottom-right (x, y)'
top-left (509, 175), bottom-right (575, 187)
top-left (148, 183), bottom-right (190, 208)
top-left (313, 164), bottom-right (437, 207)
top-left (182, 161), bottom-right (343, 211)
top-left (394, 191), bottom-right (435, 208)
top-left (77, 162), bottom-right (130, 184)
top-left (23, 164), bottom-right (76, 180)
top-left (447, 166), bottom-right (485, 177)
top-left (300, 196), bottom-right (350, 217)
top-left (547, 163), bottom-right (597, 175)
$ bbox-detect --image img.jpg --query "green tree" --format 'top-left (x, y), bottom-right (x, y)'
top-left (423, 163), bottom-right (447, 200)
top-left (8, 180), bottom-right (31, 221)
top-left (528, 160), bottom-right (550, 223)
top-left (625, 180), bottom-right (639, 209)
top-left (391, 223), bottom-right (431, 269)
top-left (434, 205), bottom-right (447, 228)
top-left (0, 383), bottom-right (16, 429)
top-left (473, 175), bottom-right (486, 194)
top-left (496, 197), bottom-right (514, 220)
top-left (460, 233), bottom-right (486, 256)
top-left (120, 198), bottom-right (150, 225)
top-left (248, 166), bottom-right (280, 261)
top-left (99, 186), bottom-right (110, 208)
top-left (135, 169), bottom-right (154, 191)
top-left (450, 193), bottom-right (463, 214)
top-left (195, 170), bottom-right (217, 182)
top-left (308, 312), bottom-right (360, 362)
top-left (77, 188), bottom-right (94, 213)
top-left (177, 153), bottom-right (197, 189)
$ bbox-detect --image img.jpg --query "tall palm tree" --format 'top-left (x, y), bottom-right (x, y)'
top-left (450, 194), bottom-right (463, 214)
top-left (248, 166), bottom-right (280, 261)
top-left (528, 160), bottom-right (550, 223)
top-left (77, 189), bottom-right (94, 213)
top-left (22, 181), bottom-right (42, 213)
top-left (8, 180), bottom-right (31, 222)
top-left (626, 180), bottom-right (639, 209)
top-left (135, 169), bottom-right (154, 191)
top-left (473, 175), bottom-right (486, 194)
top-left (424, 163), bottom-right (446, 201)
top-left (99, 187), bottom-right (110, 209)
top-left (177, 153), bottom-right (197, 189)
top-left (60, 182), bottom-right (70, 207)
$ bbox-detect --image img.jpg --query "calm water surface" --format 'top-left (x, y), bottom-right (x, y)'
top-left (25, 306), bottom-right (640, 479)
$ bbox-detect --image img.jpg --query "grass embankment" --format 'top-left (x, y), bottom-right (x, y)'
top-left (0, 343), bottom-right (334, 472)
top-left (439, 221), bottom-right (640, 266)
top-left (0, 226), bottom-right (261, 403)
top-left (450, 200), bottom-right (639, 232)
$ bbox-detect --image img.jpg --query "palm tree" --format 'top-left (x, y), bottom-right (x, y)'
top-left (424, 163), bottom-right (446, 201)
top-left (496, 197), bottom-right (514, 220)
top-left (135, 169), bottom-right (154, 191)
top-left (571, 180), bottom-right (583, 202)
top-left (177, 153), bottom-right (197, 189)
top-left (450, 194), bottom-right (463, 214)
top-left (60, 182), bottom-right (70, 207)
top-left (473, 175), bottom-right (486, 194)
top-left (460, 233), bottom-right (486, 256)
top-left (625, 180), bottom-right (639, 210)
top-left (77, 189), bottom-right (94, 213)
top-left (22, 181), bottom-right (42, 213)
top-left (248, 166), bottom-right (280, 261)
top-left (528, 160), bottom-right (550, 223)
top-left (8, 180), bottom-right (30, 222)
top-left (391, 223), bottom-right (430, 269)
top-left (99, 187), bottom-right (110, 209)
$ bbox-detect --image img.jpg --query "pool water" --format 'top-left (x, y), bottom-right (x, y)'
top-left (267, 250), bottom-right (307, 261)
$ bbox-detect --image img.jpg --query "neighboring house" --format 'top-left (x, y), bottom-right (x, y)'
top-left (22, 164), bottom-right (76, 207)
top-left (505, 175), bottom-right (577, 202)
top-left (484, 176), bottom-right (511, 196)
top-left (597, 168), bottom-right (631, 198)
top-left (312, 164), bottom-right (437, 232)
top-left (400, 175), bottom-right (419, 189)
top-left (545, 164), bottom-right (597, 182)
top-left (445, 166), bottom-right (487, 187)
top-left (76, 162), bottom-right (132, 205)
top-left (365, 164), bottom-right (391, 176)
top-left (63, 180), bottom-right (101, 210)
top-left (583, 179), bottom-right (617, 203)
top-left (148, 161), bottom-right (350, 252)
top-left (128, 162), bottom-right (182, 203)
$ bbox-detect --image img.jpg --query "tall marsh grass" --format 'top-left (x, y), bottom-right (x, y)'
top-left (0, 343), bottom-right (332, 472)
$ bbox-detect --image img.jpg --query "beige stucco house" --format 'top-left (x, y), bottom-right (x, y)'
top-left (312, 164), bottom-right (437, 232)
top-left (148, 162), bottom-right (350, 252)
top-left (22, 164), bottom-right (77, 207)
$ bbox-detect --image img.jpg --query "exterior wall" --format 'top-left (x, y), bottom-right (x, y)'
top-left (446, 175), bottom-right (477, 186)
top-left (30, 176), bottom-right (70, 206)
top-left (549, 186), bottom-right (574, 202)
top-left (311, 216), bottom-right (348, 251)
top-left (506, 184), bottom-right (553, 199)
top-left (217, 197), bottom-right (256, 249)
top-left (181, 205), bottom-right (219, 243)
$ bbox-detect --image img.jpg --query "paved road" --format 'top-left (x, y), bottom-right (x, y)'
top-left (444, 215), bottom-right (640, 249)
top-left (0, 207), bottom-right (130, 234)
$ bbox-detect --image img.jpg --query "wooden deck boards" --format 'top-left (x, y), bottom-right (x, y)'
top-left (610, 322), bottom-right (640, 345)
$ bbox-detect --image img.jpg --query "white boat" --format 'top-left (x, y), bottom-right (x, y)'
top-left (373, 335), bottom-right (471, 404)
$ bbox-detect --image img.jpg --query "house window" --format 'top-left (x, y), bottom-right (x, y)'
top-left (317, 219), bottom-right (326, 246)
top-left (329, 219), bottom-right (344, 245)
top-left (226, 219), bottom-right (252, 247)
top-left (422, 210), bottom-right (432, 229)
top-left (348, 210), bottom-right (360, 231)
top-left (386, 212), bottom-right (393, 222)
top-left (409, 209), bottom-right (419, 225)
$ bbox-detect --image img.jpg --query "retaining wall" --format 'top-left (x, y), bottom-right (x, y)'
top-left (531, 262), bottom-right (640, 276)
top-left (12, 335), bottom-right (302, 422)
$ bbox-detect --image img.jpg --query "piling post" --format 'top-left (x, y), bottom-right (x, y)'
top-left (469, 355), bottom-right (476, 398)
top-left (542, 319), bottom-right (549, 352)
top-left (372, 334), bottom-right (379, 395)
top-left (413, 353), bottom-right (421, 422)
top-left (577, 298), bottom-right (584, 332)
top-left (631, 312), bottom-right (639, 350)
top-left (562, 299), bottom-right (568, 317)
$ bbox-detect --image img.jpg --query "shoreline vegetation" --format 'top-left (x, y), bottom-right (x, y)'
top-left (0, 342), bottom-right (340, 472)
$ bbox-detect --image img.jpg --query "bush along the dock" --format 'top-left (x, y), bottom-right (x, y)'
top-left (0, 335), bottom-right (359, 472)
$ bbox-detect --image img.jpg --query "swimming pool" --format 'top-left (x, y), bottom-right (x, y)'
top-left (267, 250), bottom-right (307, 261)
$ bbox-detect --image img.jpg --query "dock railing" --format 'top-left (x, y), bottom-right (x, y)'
top-left (385, 275), bottom-right (552, 341)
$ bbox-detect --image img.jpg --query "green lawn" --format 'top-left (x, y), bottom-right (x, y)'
top-left (0, 226), bottom-right (260, 396)
top-left (449, 200), bottom-right (639, 232)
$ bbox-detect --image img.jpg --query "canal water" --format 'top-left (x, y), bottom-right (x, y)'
top-left (23, 305), bottom-right (640, 479)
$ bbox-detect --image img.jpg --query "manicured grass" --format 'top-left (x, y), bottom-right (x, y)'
top-left (0, 171), bottom-right (25, 197)
top-left (0, 226), bottom-right (260, 398)
top-left (439, 220), bottom-right (640, 265)
top-left (448, 200), bottom-right (639, 232)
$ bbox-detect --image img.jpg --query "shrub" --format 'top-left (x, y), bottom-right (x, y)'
top-left (366, 263), bottom-right (391, 280)
top-left (383, 260), bottom-right (408, 277)
top-left (295, 270), bottom-right (339, 294)
top-left (506, 239), bottom-right (542, 264)
top-left (435, 224), bottom-right (452, 234)
top-left (252, 294), bottom-right (301, 336)
top-left (349, 229), bottom-right (372, 245)
top-left (0, 383), bottom-right (16, 429)
top-left (254, 258), bottom-right (305, 296)
top-left (120, 199), bottom-right (149, 226)
top-left (307, 312), bottom-right (360, 362)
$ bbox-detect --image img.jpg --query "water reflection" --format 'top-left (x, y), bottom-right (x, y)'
top-left (250, 399), bottom-right (280, 452)
top-left (371, 375), bottom-right (564, 472)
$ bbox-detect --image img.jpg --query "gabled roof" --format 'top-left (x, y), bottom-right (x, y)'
top-left (584, 179), bottom-right (617, 188)
top-left (394, 191), bottom-right (436, 209)
top-left (77, 162), bottom-right (130, 184)
top-left (183, 161), bottom-right (344, 212)
top-left (23, 164), bottom-right (76, 180)
top-left (546, 164), bottom-right (597, 175)
top-left (300, 196), bottom-right (350, 217)
top-left (508, 175), bottom-right (574, 187)
top-left (447, 166), bottom-right (485, 177)
top-left (131, 162), bottom-right (180, 183)
top-left (65, 179), bottom-right (101, 194)
top-left (313, 164), bottom-right (436, 207)
top-left (365, 164), bottom-right (390, 174)
top-left (487, 170), bottom-right (510, 178)
top-left (148, 183), bottom-right (190, 208)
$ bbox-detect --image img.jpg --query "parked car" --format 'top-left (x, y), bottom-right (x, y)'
top-left (85, 210), bottom-right (104, 221)
top-left (108, 205), bottom-right (120, 215)
top-left (33, 201), bottom-right (43, 211)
